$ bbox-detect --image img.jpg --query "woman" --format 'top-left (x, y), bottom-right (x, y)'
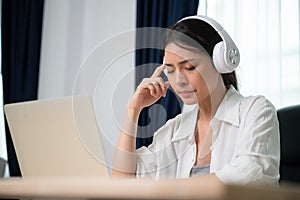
top-left (113, 15), bottom-right (280, 185)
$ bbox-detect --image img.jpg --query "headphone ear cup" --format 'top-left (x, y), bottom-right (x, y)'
top-left (177, 15), bottom-right (240, 73)
top-left (212, 42), bottom-right (228, 73)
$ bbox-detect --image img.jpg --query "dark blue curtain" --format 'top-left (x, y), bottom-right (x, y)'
top-left (136, 0), bottom-right (199, 148)
top-left (1, 0), bottom-right (44, 176)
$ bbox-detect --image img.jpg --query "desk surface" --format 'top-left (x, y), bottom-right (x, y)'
top-left (0, 177), bottom-right (299, 200)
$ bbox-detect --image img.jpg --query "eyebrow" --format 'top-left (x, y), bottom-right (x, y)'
top-left (164, 59), bottom-right (194, 67)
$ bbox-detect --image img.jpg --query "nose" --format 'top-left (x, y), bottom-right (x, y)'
top-left (175, 71), bottom-right (188, 86)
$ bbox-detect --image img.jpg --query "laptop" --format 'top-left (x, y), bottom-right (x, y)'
top-left (4, 96), bottom-right (109, 178)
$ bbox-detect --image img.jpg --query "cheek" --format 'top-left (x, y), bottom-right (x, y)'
top-left (196, 64), bottom-right (220, 89)
top-left (166, 75), bottom-right (176, 86)
top-left (188, 71), bottom-right (207, 88)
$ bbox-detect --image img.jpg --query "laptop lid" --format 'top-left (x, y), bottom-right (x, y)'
top-left (4, 96), bottom-right (109, 177)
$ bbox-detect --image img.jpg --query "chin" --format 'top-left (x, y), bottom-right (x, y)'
top-left (182, 99), bottom-right (198, 105)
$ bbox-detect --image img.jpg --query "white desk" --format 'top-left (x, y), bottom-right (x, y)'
top-left (0, 177), bottom-right (299, 200)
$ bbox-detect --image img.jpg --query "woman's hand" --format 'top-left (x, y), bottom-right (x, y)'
top-left (128, 65), bottom-right (170, 111)
top-left (113, 65), bottom-right (169, 177)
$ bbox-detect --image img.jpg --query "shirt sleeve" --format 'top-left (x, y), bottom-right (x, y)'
top-left (135, 118), bottom-right (178, 179)
top-left (135, 145), bottom-right (157, 179)
top-left (215, 96), bottom-right (280, 185)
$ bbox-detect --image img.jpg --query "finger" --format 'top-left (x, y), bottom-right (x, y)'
top-left (156, 78), bottom-right (169, 94)
top-left (151, 82), bottom-right (163, 97)
top-left (138, 78), bottom-right (168, 98)
top-left (151, 65), bottom-right (166, 78)
top-left (165, 81), bottom-right (170, 87)
top-left (151, 78), bottom-right (169, 97)
top-left (162, 81), bottom-right (170, 97)
top-left (159, 81), bottom-right (167, 96)
top-left (137, 78), bottom-right (154, 90)
top-left (161, 85), bottom-right (167, 97)
top-left (146, 84), bottom-right (155, 97)
top-left (152, 77), bottom-right (167, 89)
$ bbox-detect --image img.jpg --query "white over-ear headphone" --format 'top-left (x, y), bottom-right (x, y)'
top-left (176, 15), bottom-right (240, 73)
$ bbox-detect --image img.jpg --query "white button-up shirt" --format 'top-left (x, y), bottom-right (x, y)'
top-left (136, 86), bottom-right (280, 185)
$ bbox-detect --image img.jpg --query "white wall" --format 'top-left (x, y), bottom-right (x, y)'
top-left (38, 0), bottom-right (136, 173)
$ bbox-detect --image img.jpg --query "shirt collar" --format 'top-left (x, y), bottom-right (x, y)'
top-left (171, 105), bottom-right (198, 142)
top-left (211, 85), bottom-right (242, 127)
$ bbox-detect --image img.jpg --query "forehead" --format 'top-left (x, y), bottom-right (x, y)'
top-left (164, 43), bottom-right (208, 61)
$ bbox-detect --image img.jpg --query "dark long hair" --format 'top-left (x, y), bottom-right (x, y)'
top-left (162, 18), bottom-right (238, 90)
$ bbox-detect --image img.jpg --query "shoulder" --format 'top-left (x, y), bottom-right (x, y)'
top-left (220, 86), bottom-right (278, 127)
top-left (227, 86), bottom-right (276, 113)
top-left (226, 86), bottom-right (276, 116)
top-left (235, 93), bottom-right (279, 132)
top-left (239, 94), bottom-right (277, 118)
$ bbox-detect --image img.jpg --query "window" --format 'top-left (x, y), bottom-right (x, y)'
top-left (198, 0), bottom-right (300, 109)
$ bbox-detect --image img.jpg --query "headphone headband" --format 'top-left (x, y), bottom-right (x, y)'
top-left (175, 15), bottom-right (240, 73)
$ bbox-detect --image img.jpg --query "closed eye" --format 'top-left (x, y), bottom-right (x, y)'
top-left (165, 66), bottom-right (175, 74)
top-left (166, 69), bottom-right (175, 74)
top-left (185, 66), bottom-right (196, 71)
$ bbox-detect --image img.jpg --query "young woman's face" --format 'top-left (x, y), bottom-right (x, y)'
top-left (164, 42), bottom-right (221, 105)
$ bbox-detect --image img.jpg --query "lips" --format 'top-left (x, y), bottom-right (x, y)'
top-left (178, 90), bottom-right (195, 94)
top-left (177, 90), bottom-right (196, 98)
